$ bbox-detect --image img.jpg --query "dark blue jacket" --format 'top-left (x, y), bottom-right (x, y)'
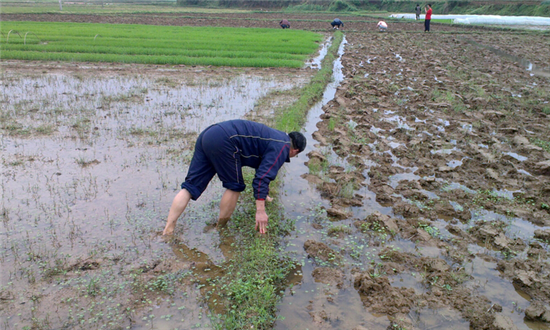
top-left (217, 120), bottom-right (291, 200)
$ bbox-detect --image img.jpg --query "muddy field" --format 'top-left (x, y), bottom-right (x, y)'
top-left (2, 11), bottom-right (550, 330)
top-left (1, 12), bottom-right (489, 32)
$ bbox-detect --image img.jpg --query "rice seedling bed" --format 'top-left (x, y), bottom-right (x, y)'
top-left (0, 21), bottom-right (322, 67)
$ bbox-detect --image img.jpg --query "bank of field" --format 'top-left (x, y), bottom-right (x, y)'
top-left (0, 21), bottom-right (322, 67)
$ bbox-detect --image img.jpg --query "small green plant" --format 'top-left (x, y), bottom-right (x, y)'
top-left (327, 225), bottom-right (352, 237)
top-left (328, 117), bottom-right (336, 131)
top-left (532, 138), bottom-right (550, 152)
top-left (86, 277), bottom-right (101, 297)
top-left (337, 181), bottom-right (356, 199)
top-left (419, 223), bottom-right (440, 237)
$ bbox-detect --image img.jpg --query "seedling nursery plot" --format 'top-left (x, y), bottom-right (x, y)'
top-left (0, 21), bottom-right (321, 67)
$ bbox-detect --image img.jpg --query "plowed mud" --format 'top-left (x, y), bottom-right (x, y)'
top-left (299, 28), bottom-right (550, 330)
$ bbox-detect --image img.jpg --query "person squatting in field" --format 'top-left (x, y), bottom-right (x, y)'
top-left (331, 18), bottom-right (344, 29)
top-left (163, 120), bottom-right (307, 235)
top-left (377, 21), bottom-right (388, 32)
top-left (280, 19), bottom-right (290, 29)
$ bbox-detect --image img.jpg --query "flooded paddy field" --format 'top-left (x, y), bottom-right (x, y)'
top-left (0, 62), bottom-right (313, 329)
top-left (2, 12), bottom-right (550, 330)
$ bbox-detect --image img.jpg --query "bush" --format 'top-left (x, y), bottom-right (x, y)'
top-left (328, 0), bottom-right (357, 12)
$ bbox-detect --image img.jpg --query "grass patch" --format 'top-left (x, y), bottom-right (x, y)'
top-left (432, 19), bottom-right (454, 24)
top-left (532, 138), bottom-right (550, 153)
top-left (1, 21), bottom-right (322, 67)
top-left (275, 31), bottom-right (344, 131)
top-left (211, 171), bottom-right (296, 329)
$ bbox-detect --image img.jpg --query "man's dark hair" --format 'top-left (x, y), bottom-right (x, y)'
top-left (289, 132), bottom-right (306, 153)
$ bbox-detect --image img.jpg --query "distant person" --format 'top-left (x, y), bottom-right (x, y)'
top-left (331, 18), bottom-right (344, 30)
top-left (280, 19), bottom-right (290, 29)
top-left (162, 120), bottom-right (306, 236)
top-left (424, 4), bottom-right (432, 32)
top-left (415, 4), bottom-right (422, 20)
top-left (377, 21), bottom-right (388, 32)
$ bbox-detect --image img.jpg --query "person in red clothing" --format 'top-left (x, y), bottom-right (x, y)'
top-left (424, 4), bottom-right (432, 32)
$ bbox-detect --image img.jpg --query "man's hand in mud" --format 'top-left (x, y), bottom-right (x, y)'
top-left (255, 198), bottom-right (268, 234)
top-left (255, 209), bottom-right (269, 234)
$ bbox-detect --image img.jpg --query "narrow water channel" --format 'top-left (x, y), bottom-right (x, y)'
top-left (275, 36), bottom-right (376, 330)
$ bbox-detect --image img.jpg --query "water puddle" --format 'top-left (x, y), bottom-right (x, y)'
top-left (447, 159), bottom-right (463, 168)
top-left (305, 37), bottom-right (331, 70)
top-left (504, 151), bottom-right (528, 162)
top-left (430, 147), bottom-right (460, 155)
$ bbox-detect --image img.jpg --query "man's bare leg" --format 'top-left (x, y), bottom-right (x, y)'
top-left (163, 189), bottom-right (192, 235)
top-left (217, 189), bottom-right (240, 228)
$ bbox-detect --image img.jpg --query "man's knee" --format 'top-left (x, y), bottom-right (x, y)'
top-left (181, 182), bottom-right (203, 200)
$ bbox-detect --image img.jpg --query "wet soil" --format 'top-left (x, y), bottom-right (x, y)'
top-left (1, 12), bottom-right (478, 32)
top-left (2, 11), bottom-right (550, 330)
top-left (300, 27), bottom-right (550, 329)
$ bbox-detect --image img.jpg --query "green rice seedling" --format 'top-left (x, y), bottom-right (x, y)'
top-left (327, 225), bottom-right (352, 237)
top-left (0, 22), bottom-right (322, 68)
top-left (328, 117), bottom-right (336, 131)
top-left (337, 181), bottom-right (356, 199)
top-left (418, 223), bottom-right (440, 237)
top-left (35, 124), bottom-right (56, 135)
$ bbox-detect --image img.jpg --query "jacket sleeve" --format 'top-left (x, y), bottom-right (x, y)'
top-left (253, 144), bottom-right (289, 200)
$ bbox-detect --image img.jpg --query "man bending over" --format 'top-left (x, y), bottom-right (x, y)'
top-left (163, 120), bottom-right (306, 235)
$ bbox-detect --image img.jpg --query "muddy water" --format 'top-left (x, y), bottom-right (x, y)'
top-left (0, 65), bottom-right (311, 329)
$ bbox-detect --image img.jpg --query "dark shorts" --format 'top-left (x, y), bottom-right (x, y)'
top-left (331, 22), bottom-right (342, 28)
top-left (181, 125), bottom-right (246, 200)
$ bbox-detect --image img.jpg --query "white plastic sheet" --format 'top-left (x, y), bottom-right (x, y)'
top-left (390, 13), bottom-right (550, 26)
